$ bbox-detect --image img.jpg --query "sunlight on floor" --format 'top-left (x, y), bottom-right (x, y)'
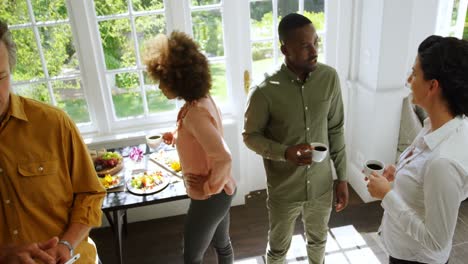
top-left (234, 225), bottom-right (382, 264)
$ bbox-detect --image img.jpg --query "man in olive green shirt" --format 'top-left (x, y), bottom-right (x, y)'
top-left (243, 13), bottom-right (348, 264)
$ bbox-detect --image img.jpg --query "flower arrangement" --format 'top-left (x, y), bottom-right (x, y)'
top-left (129, 146), bottom-right (144, 162)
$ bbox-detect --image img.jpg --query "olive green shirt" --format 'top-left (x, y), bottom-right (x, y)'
top-left (243, 63), bottom-right (347, 202)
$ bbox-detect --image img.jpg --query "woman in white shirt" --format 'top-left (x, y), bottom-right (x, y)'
top-left (367, 35), bottom-right (468, 264)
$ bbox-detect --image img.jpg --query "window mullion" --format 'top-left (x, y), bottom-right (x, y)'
top-left (272, 0), bottom-right (279, 66)
top-left (127, 0), bottom-right (149, 116)
top-left (68, 0), bottom-right (113, 134)
top-left (25, 0), bottom-right (56, 106)
top-left (299, 0), bottom-right (304, 14)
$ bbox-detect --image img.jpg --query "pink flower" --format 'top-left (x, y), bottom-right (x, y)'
top-left (129, 146), bottom-right (144, 162)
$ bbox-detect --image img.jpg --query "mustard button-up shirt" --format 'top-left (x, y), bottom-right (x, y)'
top-left (0, 94), bottom-right (106, 263)
top-left (243, 63), bottom-right (347, 202)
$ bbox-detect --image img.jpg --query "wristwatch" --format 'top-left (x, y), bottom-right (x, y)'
top-left (58, 240), bottom-right (74, 256)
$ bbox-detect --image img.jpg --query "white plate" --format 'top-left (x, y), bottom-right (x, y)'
top-left (126, 171), bottom-right (169, 195)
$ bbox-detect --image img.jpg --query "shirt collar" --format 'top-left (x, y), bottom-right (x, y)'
top-left (423, 116), bottom-right (465, 150)
top-left (9, 93), bottom-right (28, 122)
top-left (280, 63), bottom-right (313, 83)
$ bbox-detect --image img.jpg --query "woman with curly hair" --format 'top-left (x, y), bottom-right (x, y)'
top-left (366, 35), bottom-right (468, 264)
top-left (143, 31), bottom-right (236, 264)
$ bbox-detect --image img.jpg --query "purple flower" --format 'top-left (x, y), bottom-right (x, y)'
top-left (129, 146), bottom-right (144, 162)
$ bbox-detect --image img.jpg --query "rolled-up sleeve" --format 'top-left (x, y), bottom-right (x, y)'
top-left (243, 86), bottom-right (288, 161)
top-left (66, 118), bottom-right (106, 227)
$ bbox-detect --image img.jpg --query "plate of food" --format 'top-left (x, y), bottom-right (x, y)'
top-left (94, 151), bottom-right (124, 176)
top-left (126, 170), bottom-right (169, 195)
top-left (99, 174), bottom-right (124, 190)
top-left (149, 149), bottom-right (182, 176)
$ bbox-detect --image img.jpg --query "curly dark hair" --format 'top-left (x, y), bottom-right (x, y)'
top-left (418, 35), bottom-right (468, 116)
top-left (0, 20), bottom-right (17, 71)
top-left (143, 31), bottom-right (211, 102)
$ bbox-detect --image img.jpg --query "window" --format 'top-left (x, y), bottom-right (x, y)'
top-left (3, 0), bottom-right (332, 138)
top-left (437, 0), bottom-right (468, 38)
top-left (249, 0), bottom-right (326, 84)
top-left (94, 0), bottom-right (174, 120)
top-left (3, 1), bottom-right (91, 125)
top-left (464, 7), bottom-right (468, 40)
top-left (189, 0), bottom-right (228, 104)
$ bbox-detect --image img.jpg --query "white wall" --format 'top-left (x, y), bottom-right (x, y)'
top-left (344, 0), bottom-right (442, 202)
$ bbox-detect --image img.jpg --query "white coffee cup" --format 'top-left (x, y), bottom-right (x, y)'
top-left (146, 134), bottom-right (163, 150)
top-left (310, 142), bottom-right (328, 162)
top-left (363, 159), bottom-right (385, 177)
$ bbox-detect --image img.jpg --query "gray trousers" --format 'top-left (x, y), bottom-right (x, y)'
top-left (266, 189), bottom-right (333, 264)
top-left (184, 190), bottom-right (235, 264)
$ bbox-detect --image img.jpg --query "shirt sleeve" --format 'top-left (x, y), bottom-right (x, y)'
top-left (327, 72), bottom-right (347, 181)
top-left (65, 116), bottom-right (106, 227)
top-left (381, 158), bottom-right (464, 251)
top-left (184, 106), bottom-right (232, 196)
top-left (242, 86), bottom-right (288, 161)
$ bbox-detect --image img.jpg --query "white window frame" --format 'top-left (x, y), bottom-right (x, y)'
top-left (436, 0), bottom-right (468, 38)
top-left (10, 0), bottom-right (338, 140)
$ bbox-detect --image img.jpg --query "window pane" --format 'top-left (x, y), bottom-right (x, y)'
top-left (94, 0), bottom-right (128, 16)
top-left (251, 41), bottom-right (273, 83)
top-left (0, 1), bottom-right (29, 24)
top-left (133, 0), bottom-right (164, 12)
top-left (99, 19), bottom-right (136, 70)
top-left (192, 10), bottom-right (224, 57)
top-left (146, 88), bottom-right (177, 114)
top-left (304, 0), bottom-right (325, 31)
top-left (278, 0), bottom-right (298, 19)
top-left (31, 0), bottom-right (68, 21)
top-left (191, 0), bottom-right (220, 6)
top-left (210, 62), bottom-right (227, 103)
top-left (250, 0), bottom-right (273, 39)
top-left (53, 79), bottom-right (91, 123)
top-left (39, 25), bottom-right (80, 78)
top-left (464, 9), bottom-right (468, 40)
top-left (143, 72), bottom-right (176, 114)
top-left (11, 28), bottom-right (44, 81)
top-left (451, 0), bottom-right (461, 27)
top-left (15, 82), bottom-right (50, 103)
top-left (135, 15), bottom-right (166, 59)
top-left (110, 72), bottom-right (144, 118)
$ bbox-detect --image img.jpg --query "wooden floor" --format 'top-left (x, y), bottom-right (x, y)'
top-left (91, 187), bottom-right (468, 264)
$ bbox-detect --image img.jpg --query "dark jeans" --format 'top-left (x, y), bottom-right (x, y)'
top-left (183, 190), bottom-right (235, 264)
top-left (389, 256), bottom-right (449, 264)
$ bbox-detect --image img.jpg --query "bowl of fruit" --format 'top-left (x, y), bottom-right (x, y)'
top-left (94, 151), bottom-right (124, 177)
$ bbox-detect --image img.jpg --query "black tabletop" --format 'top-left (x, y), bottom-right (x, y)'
top-left (100, 146), bottom-right (188, 212)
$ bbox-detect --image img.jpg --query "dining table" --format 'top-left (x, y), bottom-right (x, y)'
top-left (100, 145), bottom-right (188, 264)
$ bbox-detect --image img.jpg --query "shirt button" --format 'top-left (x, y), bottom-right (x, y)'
top-left (38, 166), bottom-right (44, 172)
top-left (13, 230), bottom-right (18, 235)
top-left (307, 165), bottom-right (311, 169)
top-left (307, 181), bottom-right (310, 184)
top-left (302, 85), bottom-right (304, 89)
top-left (305, 106), bottom-right (308, 110)
top-left (306, 127), bottom-right (310, 131)
top-left (0, 168), bottom-right (3, 173)
top-left (5, 200), bottom-right (10, 204)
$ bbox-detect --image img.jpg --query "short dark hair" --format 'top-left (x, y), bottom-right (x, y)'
top-left (0, 20), bottom-right (17, 71)
top-left (278, 13), bottom-right (312, 44)
top-left (143, 31), bottom-right (211, 101)
top-left (417, 35), bottom-right (468, 116)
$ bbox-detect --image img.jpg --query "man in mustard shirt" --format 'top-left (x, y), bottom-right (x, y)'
top-left (243, 14), bottom-right (348, 263)
top-left (0, 21), bottom-right (106, 264)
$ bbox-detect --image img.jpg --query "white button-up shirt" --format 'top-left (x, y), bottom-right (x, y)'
top-left (380, 116), bottom-right (468, 263)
